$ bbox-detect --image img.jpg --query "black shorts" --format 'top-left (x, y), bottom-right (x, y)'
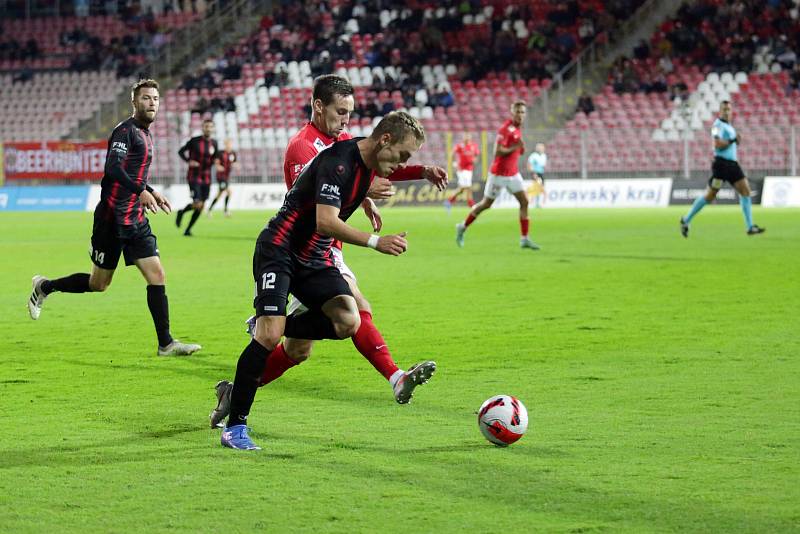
top-left (709, 157), bottom-right (745, 189)
top-left (190, 182), bottom-right (210, 201)
top-left (217, 179), bottom-right (229, 191)
top-left (90, 216), bottom-right (159, 270)
top-left (252, 241), bottom-right (352, 317)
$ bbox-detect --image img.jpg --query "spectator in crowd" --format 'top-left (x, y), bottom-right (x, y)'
top-left (576, 92), bottom-right (595, 115)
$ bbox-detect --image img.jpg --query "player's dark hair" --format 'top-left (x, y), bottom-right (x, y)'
top-left (312, 74), bottom-right (354, 106)
top-left (202, 118), bottom-right (214, 124)
top-left (132, 79), bottom-right (159, 99)
top-left (370, 111), bottom-right (426, 144)
top-left (720, 100), bottom-right (731, 107)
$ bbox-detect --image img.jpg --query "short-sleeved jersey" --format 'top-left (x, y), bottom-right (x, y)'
top-left (259, 138), bottom-right (372, 268)
top-left (490, 119), bottom-right (524, 176)
top-left (179, 136), bottom-right (218, 184)
top-left (712, 118), bottom-right (737, 161)
top-left (453, 142), bottom-right (479, 171)
top-left (527, 151), bottom-right (547, 174)
top-left (216, 150), bottom-right (237, 180)
top-left (283, 122), bottom-right (353, 189)
top-left (95, 117), bottom-right (154, 226)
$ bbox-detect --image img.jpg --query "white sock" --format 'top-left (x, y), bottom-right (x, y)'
top-left (389, 369), bottom-right (404, 388)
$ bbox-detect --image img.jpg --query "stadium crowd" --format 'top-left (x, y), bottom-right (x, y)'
top-left (177, 0), bottom-right (647, 119)
top-left (608, 0), bottom-right (800, 98)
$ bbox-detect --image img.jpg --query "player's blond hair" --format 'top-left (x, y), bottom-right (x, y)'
top-left (511, 100), bottom-right (526, 110)
top-left (132, 79), bottom-right (159, 100)
top-left (370, 111), bottom-right (426, 144)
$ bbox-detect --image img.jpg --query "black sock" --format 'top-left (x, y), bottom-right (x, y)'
top-left (227, 339), bottom-right (272, 428)
top-left (185, 208), bottom-right (202, 233)
top-left (224, 195), bottom-right (230, 212)
top-left (209, 197), bottom-right (218, 210)
top-left (284, 309), bottom-right (340, 340)
top-left (42, 273), bottom-right (91, 295)
top-left (146, 285), bottom-right (173, 347)
top-left (181, 203), bottom-right (193, 214)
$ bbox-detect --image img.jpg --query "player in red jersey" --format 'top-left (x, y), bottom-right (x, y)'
top-left (27, 79), bottom-right (201, 356)
top-left (209, 77), bottom-right (447, 429)
top-left (208, 138), bottom-right (237, 217)
top-left (455, 101), bottom-right (540, 250)
top-left (444, 132), bottom-right (480, 211)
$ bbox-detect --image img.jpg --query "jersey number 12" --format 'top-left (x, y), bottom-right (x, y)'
top-left (261, 272), bottom-right (276, 290)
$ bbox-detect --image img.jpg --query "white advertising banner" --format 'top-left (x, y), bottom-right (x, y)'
top-left (761, 177), bottom-right (800, 207)
top-left (493, 178), bottom-right (673, 208)
top-left (88, 183), bottom-right (287, 212)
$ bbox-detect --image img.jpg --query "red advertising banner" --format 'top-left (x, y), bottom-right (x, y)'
top-left (3, 141), bottom-right (107, 180)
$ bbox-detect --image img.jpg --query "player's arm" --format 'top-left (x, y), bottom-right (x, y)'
top-left (177, 139), bottom-right (191, 162)
top-left (105, 127), bottom-right (150, 196)
top-left (714, 136), bottom-right (735, 149)
top-left (494, 135), bottom-right (523, 156)
top-left (387, 165), bottom-right (448, 190)
top-left (316, 204), bottom-right (406, 255)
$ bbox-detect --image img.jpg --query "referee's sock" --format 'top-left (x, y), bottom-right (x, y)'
top-left (42, 273), bottom-right (91, 294)
top-left (684, 196), bottom-right (707, 223)
top-left (228, 339), bottom-right (272, 428)
top-left (284, 309), bottom-right (339, 340)
top-left (146, 285), bottom-right (173, 348)
top-left (739, 195), bottom-right (754, 230)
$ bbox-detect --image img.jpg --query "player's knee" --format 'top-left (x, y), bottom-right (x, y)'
top-left (150, 268), bottom-right (166, 285)
top-left (89, 279), bottom-right (110, 292)
top-left (353, 293), bottom-right (371, 313)
top-left (286, 348), bottom-right (310, 363)
top-left (333, 310), bottom-right (360, 339)
top-left (253, 331), bottom-right (280, 351)
top-left (284, 338), bottom-right (313, 363)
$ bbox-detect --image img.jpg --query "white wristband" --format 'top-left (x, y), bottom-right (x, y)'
top-left (366, 234), bottom-right (379, 249)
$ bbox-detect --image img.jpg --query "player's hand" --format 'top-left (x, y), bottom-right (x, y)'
top-left (422, 165), bottom-right (448, 191)
top-left (139, 190), bottom-right (159, 213)
top-left (151, 189), bottom-right (172, 214)
top-left (518, 140), bottom-right (526, 152)
top-left (733, 134), bottom-right (741, 144)
top-left (367, 177), bottom-right (395, 200)
top-left (188, 160), bottom-right (200, 168)
top-left (376, 232), bottom-right (407, 256)
top-left (362, 198), bottom-right (382, 231)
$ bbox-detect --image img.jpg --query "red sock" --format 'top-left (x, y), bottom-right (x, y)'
top-left (351, 310), bottom-right (400, 380)
top-left (448, 193), bottom-right (458, 203)
top-left (467, 198), bottom-right (475, 207)
top-left (258, 343), bottom-right (298, 386)
top-left (520, 217), bottom-right (529, 237)
top-left (464, 213), bottom-right (477, 227)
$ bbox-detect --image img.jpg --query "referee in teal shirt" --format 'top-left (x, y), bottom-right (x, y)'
top-left (680, 100), bottom-right (765, 237)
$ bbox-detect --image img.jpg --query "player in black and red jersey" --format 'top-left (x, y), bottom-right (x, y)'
top-left (175, 119), bottom-right (218, 236)
top-left (208, 138), bottom-right (237, 217)
top-left (27, 79), bottom-right (201, 356)
top-left (219, 111), bottom-right (447, 450)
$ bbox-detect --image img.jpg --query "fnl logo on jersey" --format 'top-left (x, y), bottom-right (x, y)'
top-left (321, 184), bottom-right (340, 196)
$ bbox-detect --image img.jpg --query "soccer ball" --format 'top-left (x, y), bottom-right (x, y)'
top-left (478, 395), bottom-right (529, 446)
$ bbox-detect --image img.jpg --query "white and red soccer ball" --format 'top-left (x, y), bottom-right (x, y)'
top-left (478, 395), bottom-right (529, 446)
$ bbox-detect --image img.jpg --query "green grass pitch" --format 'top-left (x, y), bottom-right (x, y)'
top-left (1, 206), bottom-right (798, 533)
